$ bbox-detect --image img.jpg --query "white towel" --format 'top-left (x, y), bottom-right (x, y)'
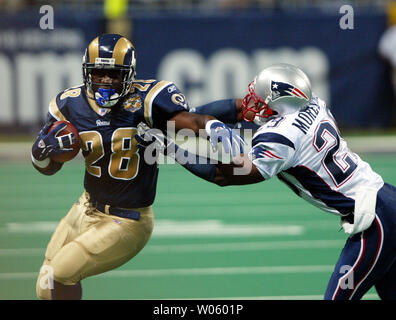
top-left (341, 187), bottom-right (378, 235)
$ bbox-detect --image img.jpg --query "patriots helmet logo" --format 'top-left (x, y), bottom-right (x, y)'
top-left (271, 81), bottom-right (309, 101)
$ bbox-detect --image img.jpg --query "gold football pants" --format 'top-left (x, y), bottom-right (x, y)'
top-left (36, 191), bottom-right (154, 299)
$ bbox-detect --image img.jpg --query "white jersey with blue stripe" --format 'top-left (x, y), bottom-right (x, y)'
top-left (248, 95), bottom-right (384, 216)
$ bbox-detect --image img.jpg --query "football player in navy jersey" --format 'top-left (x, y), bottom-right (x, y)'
top-left (138, 63), bottom-right (396, 300)
top-left (31, 33), bottom-right (244, 300)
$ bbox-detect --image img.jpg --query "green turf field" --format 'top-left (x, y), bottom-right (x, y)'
top-left (1, 153), bottom-right (395, 300)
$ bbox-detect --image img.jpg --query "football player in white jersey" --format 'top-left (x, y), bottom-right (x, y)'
top-left (137, 63), bottom-right (396, 300)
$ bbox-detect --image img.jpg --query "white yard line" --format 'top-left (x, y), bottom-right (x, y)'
top-left (146, 239), bottom-right (343, 253)
top-left (102, 265), bottom-right (334, 278)
top-left (0, 239), bottom-right (344, 256)
top-left (0, 265), bottom-right (334, 280)
top-left (2, 220), bottom-right (304, 237)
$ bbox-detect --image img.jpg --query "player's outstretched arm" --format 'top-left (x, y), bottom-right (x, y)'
top-left (171, 148), bottom-right (263, 186)
top-left (31, 122), bottom-right (74, 175)
top-left (170, 99), bottom-right (243, 132)
top-left (136, 123), bottom-right (263, 186)
top-left (170, 110), bottom-right (215, 134)
top-left (190, 98), bottom-right (244, 123)
top-left (166, 144), bottom-right (263, 186)
top-left (214, 155), bottom-right (265, 186)
top-left (170, 111), bottom-right (246, 157)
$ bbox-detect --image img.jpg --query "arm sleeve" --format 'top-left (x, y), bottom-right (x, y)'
top-left (190, 99), bottom-right (237, 124)
top-left (248, 133), bottom-right (296, 180)
top-left (30, 92), bottom-right (69, 175)
top-left (172, 144), bottom-right (217, 183)
top-left (149, 82), bottom-right (190, 131)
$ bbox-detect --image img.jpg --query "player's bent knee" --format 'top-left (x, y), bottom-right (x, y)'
top-left (50, 241), bottom-right (90, 285)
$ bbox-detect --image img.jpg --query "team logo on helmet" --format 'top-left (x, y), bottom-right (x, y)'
top-left (82, 34), bottom-right (137, 108)
top-left (271, 81), bottom-right (309, 101)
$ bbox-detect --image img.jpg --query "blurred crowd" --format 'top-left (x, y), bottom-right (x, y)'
top-left (0, 0), bottom-right (394, 12)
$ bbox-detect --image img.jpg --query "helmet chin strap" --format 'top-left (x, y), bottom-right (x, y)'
top-left (95, 88), bottom-right (120, 107)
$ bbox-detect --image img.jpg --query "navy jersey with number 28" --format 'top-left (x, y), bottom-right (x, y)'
top-left (46, 79), bottom-right (188, 208)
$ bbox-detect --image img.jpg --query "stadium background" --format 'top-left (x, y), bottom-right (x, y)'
top-left (1, 0), bottom-right (396, 300)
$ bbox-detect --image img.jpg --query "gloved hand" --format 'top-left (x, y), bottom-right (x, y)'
top-left (135, 122), bottom-right (176, 156)
top-left (205, 120), bottom-right (246, 157)
top-left (31, 122), bottom-right (75, 161)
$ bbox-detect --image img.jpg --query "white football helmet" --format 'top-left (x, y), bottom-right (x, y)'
top-left (242, 63), bottom-right (312, 125)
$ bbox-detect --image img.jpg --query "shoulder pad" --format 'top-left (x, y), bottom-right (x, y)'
top-left (48, 85), bottom-right (84, 121)
top-left (130, 79), bottom-right (158, 93)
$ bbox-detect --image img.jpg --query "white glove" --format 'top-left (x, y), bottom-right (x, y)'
top-left (205, 120), bottom-right (246, 157)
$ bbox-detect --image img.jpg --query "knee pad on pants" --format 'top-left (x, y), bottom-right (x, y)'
top-left (50, 241), bottom-right (90, 285)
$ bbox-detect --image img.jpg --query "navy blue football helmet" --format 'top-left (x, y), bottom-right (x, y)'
top-left (82, 34), bottom-right (137, 108)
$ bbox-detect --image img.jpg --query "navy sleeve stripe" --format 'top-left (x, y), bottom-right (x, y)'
top-left (285, 166), bottom-right (355, 215)
top-left (252, 132), bottom-right (295, 150)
